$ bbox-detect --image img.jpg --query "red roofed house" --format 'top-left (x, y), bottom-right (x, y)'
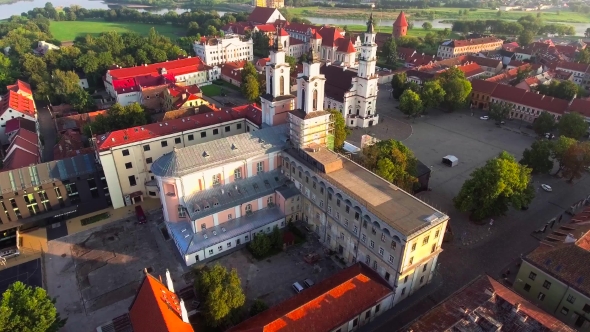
top-left (5, 117), bottom-right (36, 142)
top-left (470, 79), bottom-right (498, 110)
top-left (104, 58), bottom-right (215, 107)
top-left (404, 275), bottom-right (575, 332)
top-left (128, 270), bottom-right (193, 332)
top-left (193, 35), bottom-right (253, 67)
top-left (95, 103), bottom-right (262, 208)
top-left (221, 60), bottom-right (248, 87)
top-left (3, 127), bottom-right (40, 171)
top-left (55, 110), bottom-right (106, 134)
top-left (457, 62), bottom-right (486, 80)
top-left (255, 57), bottom-right (270, 72)
top-left (393, 11), bottom-right (408, 38)
top-left (228, 263), bottom-right (394, 332)
top-left (309, 25), bottom-right (361, 67)
top-left (247, 6), bottom-right (286, 24)
top-left (53, 129), bottom-right (94, 161)
top-left (0, 80), bottom-right (37, 144)
top-left (437, 37), bottom-right (503, 60)
top-left (556, 61), bottom-right (590, 87)
top-left (162, 85), bottom-right (205, 111)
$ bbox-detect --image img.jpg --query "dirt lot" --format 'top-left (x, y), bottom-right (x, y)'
top-left (45, 213), bottom-right (186, 332)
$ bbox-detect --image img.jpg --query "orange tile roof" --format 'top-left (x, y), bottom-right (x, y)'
top-left (108, 58), bottom-right (207, 80)
top-left (7, 80), bottom-right (32, 96)
top-left (394, 11), bottom-right (408, 27)
top-left (129, 274), bottom-right (193, 332)
top-left (228, 263), bottom-right (393, 332)
top-left (0, 90), bottom-right (36, 117)
top-left (278, 28), bottom-right (289, 36)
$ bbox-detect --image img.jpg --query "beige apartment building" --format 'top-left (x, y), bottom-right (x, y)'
top-left (513, 208), bottom-right (590, 331)
top-left (281, 148), bottom-right (448, 305)
top-left (94, 105), bottom-right (262, 209)
top-left (437, 37), bottom-right (503, 59)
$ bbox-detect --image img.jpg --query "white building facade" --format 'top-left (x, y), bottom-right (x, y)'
top-left (193, 35), bottom-right (254, 67)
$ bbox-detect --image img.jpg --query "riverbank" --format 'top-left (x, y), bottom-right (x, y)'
top-left (49, 19), bottom-right (184, 41)
top-left (345, 25), bottom-right (460, 38)
top-left (287, 6), bottom-right (590, 24)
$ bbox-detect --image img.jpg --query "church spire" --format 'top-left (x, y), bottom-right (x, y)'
top-left (367, 12), bottom-right (375, 34)
top-left (307, 46), bottom-right (319, 63)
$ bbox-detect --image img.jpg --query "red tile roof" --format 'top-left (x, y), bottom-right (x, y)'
top-left (470, 79), bottom-right (498, 95)
top-left (520, 92), bottom-right (569, 114)
top-left (394, 11), bottom-right (408, 27)
top-left (289, 37), bottom-right (304, 46)
top-left (569, 99), bottom-right (590, 118)
top-left (556, 61), bottom-right (590, 73)
top-left (228, 263), bottom-right (393, 332)
top-left (318, 26), bottom-right (344, 47)
top-left (129, 274), bottom-right (193, 332)
top-left (222, 22), bottom-right (253, 35)
top-left (5, 117), bottom-right (36, 135)
top-left (458, 63), bottom-right (485, 78)
top-left (248, 7), bottom-right (281, 24)
top-left (465, 55), bottom-right (501, 68)
top-left (3, 128), bottom-right (39, 170)
top-left (404, 275), bottom-right (575, 332)
top-left (255, 23), bottom-right (276, 33)
top-left (397, 47), bottom-right (416, 59)
top-left (555, 44), bottom-right (577, 57)
top-left (311, 30), bottom-right (322, 39)
top-left (3, 148), bottom-right (39, 171)
top-left (7, 80), bottom-right (32, 96)
top-left (55, 110), bottom-right (107, 133)
top-left (321, 65), bottom-right (358, 102)
top-left (107, 58), bottom-right (206, 81)
top-left (285, 23), bottom-right (317, 35)
top-left (0, 90), bottom-right (36, 117)
top-left (53, 130), bottom-right (94, 160)
top-left (278, 28), bottom-right (289, 37)
top-left (491, 83), bottom-right (527, 103)
top-left (405, 53), bottom-right (436, 67)
top-left (221, 60), bottom-right (248, 83)
top-left (95, 104), bottom-right (262, 151)
top-left (336, 38), bottom-right (356, 53)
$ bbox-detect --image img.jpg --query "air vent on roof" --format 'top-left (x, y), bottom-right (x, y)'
top-left (213, 231), bottom-right (217, 236)
top-left (184, 234), bottom-right (190, 238)
top-left (160, 124), bottom-right (163, 127)
top-left (203, 151), bottom-right (209, 157)
top-left (182, 119), bottom-right (185, 122)
top-left (222, 227), bottom-right (226, 232)
top-left (111, 138), bottom-right (115, 142)
top-left (101, 135), bottom-right (106, 140)
top-left (181, 228), bottom-right (186, 232)
top-left (165, 123), bottom-right (168, 126)
top-left (204, 234), bottom-right (208, 239)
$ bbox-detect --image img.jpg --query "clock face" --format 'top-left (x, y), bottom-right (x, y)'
top-left (281, 69), bottom-right (284, 73)
top-left (315, 82), bottom-right (318, 87)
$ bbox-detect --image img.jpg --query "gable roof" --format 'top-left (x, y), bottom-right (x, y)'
top-left (569, 98), bottom-right (590, 118)
top-left (95, 104), bottom-right (262, 151)
top-left (247, 7), bottom-right (281, 24)
top-left (0, 90), bottom-right (36, 118)
top-left (336, 38), bottom-right (356, 53)
top-left (107, 58), bottom-right (206, 81)
top-left (404, 275), bottom-right (575, 332)
top-left (255, 23), bottom-right (276, 33)
top-left (7, 80), bottom-right (32, 96)
top-left (449, 37), bottom-right (502, 48)
top-left (466, 55), bottom-right (501, 68)
top-left (53, 130), bottom-right (94, 161)
top-left (318, 26), bottom-right (344, 47)
top-left (556, 61), bottom-right (590, 73)
top-left (321, 65), bottom-right (358, 102)
top-left (394, 11), bottom-right (408, 27)
top-left (490, 83), bottom-right (527, 103)
top-left (470, 79), bottom-right (498, 95)
top-left (457, 63), bottom-right (485, 78)
top-left (227, 263), bottom-right (393, 332)
top-left (129, 274), bottom-right (193, 332)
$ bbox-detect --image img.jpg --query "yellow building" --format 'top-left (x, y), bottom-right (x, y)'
top-left (162, 85), bottom-right (206, 112)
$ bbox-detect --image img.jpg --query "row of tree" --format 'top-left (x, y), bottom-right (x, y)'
top-left (452, 17), bottom-right (576, 36)
top-left (393, 67), bottom-right (472, 116)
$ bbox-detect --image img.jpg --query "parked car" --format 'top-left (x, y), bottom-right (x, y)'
top-left (541, 184), bottom-right (553, 192)
top-left (480, 116), bottom-right (489, 120)
top-left (292, 282), bottom-right (304, 293)
top-left (303, 278), bottom-right (315, 288)
top-left (135, 205), bottom-right (147, 224)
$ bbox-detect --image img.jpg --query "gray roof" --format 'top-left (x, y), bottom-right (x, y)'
top-left (0, 154), bottom-right (96, 194)
top-left (276, 185), bottom-right (300, 200)
top-left (182, 170), bottom-right (289, 220)
top-left (151, 124), bottom-right (289, 178)
top-left (168, 207), bottom-right (285, 255)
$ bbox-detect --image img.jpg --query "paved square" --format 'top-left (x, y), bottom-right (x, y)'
top-left (45, 213), bottom-right (186, 332)
top-left (214, 236), bottom-right (341, 307)
top-left (0, 258), bottom-right (42, 293)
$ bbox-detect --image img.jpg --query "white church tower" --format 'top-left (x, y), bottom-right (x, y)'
top-left (260, 27), bottom-right (295, 126)
top-left (289, 47), bottom-right (334, 149)
top-left (355, 13), bottom-right (380, 126)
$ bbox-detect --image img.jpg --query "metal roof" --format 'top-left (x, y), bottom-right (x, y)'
top-left (151, 124), bottom-right (289, 178)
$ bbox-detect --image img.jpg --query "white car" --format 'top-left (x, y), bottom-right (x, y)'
top-left (541, 184), bottom-right (552, 192)
top-left (480, 116), bottom-right (489, 120)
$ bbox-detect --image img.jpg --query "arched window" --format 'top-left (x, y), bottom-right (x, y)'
top-left (301, 89), bottom-right (306, 112)
top-left (313, 89), bottom-right (318, 110)
top-left (269, 77), bottom-right (273, 95)
top-left (280, 76), bottom-right (285, 96)
top-left (245, 204), bottom-right (252, 213)
top-left (284, 40), bottom-right (287, 49)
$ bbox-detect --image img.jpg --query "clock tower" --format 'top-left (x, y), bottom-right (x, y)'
top-left (355, 13), bottom-right (379, 126)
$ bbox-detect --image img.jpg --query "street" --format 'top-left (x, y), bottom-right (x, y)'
top-left (357, 86), bottom-right (590, 331)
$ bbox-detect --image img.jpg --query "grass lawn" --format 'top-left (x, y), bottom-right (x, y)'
top-left (288, 6), bottom-right (590, 23)
top-left (81, 212), bottom-right (110, 226)
top-left (347, 25), bottom-right (460, 38)
top-left (201, 84), bottom-right (222, 97)
top-left (50, 19), bottom-right (185, 41)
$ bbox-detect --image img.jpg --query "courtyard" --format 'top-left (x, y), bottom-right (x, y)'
top-left (44, 211), bottom-right (186, 332)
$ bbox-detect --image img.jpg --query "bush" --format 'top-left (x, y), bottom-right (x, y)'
top-left (249, 299), bottom-right (269, 317)
top-left (249, 233), bottom-right (271, 258)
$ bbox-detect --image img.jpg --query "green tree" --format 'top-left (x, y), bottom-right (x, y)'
top-left (0, 281), bottom-right (66, 332)
top-left (195, 265), bottom-right (245, 328)
top-left (327, 109), bottom-right (350, 151)
top-left (249, 299), bottom-right (269, 317)
top-left (381, 37), bottom-right (397, 64)
top-left (242, 75), bottom-right (260, 102)
top-left (285, 55), bottom-right (297, 74)
top-left (269, 225), bottom-right (282, 249)
top-left (558, 112), bottom-right (589, 140)
top-left (362, 139), bottom-right (418, 192)
top-left (421, 22), bottom-right (432, 30)
top-left (420, 80), bottom-right (445, 110)
top-left (390, 72), bottom-right (407, 99)
top-left (533, 111), bottom-right (556, 136)
top-left (399, 89), bottom-right (423, 120)
top-left (241, 62), bottom-right (258, 84)
top-left (52, 70), bottom-right (83, 102)
top-left (554, 80), bottom-right (579, 100)
top-left (489, 102), bottom-right (511, 123)
top-left (520, 140), bottom-right (554, 174)
top-left (67, 88), bottom-right (95, 112)
top-left (562, 142), bottom-right (590, 182)
top-left (551, 136), bottom-right (577, 174)
top-left (518, 30), bottom-right (534, 46)
top-left (453, 151), bottom-right (534, 220)
top-left (187, 21), bottom-right (200, 36)
top-left (436, 68), bottom-right (472, 111)
top-left (84, 103), bottom-right (149, 136)
top-left (0, 54), bottom-right (15, 93)
top-left (249, 233), bottom-right (271, 257)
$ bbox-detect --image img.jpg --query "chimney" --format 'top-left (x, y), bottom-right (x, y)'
top-left (180, 299), bottom-right (190, 323)
top-left (165, 269), bottom-right (175, 292)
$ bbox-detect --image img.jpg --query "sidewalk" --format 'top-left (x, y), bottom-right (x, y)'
top-left (0, 198), bottom-right (162, 271)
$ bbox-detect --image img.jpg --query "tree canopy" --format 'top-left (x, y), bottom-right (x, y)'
top-left (551, 136), bottom-right (577, 175)
top-left (533, 112), bottom-right (556, 136)
top-left (558, 112), bottom-right (589, 140)
top-left (381, 37), bottom-right (397, 64)
top-left (0, 281), bottom-right (66, 332)
top-left (520, 140), bottom-right (554, 174)
top-left (399, 89), bottom-right (424, 119)
top-left (420, 80), bottom-right (445, 111)
top-left (536, 80), bottom-right (580, 100)
top-left (362, 139), bottom-right (418, 192)
top-left (195, 264), bottom-right (245, 328)
top-left (84, 103), bottom-right (149, 136)
top-left (488, 102), bottom-right (511, 123)
top-left (436, 68), bottom-right (472, 111)
top-left (327, 109), bottom-right (351, 151)
top-left (561, 141), bottom-right (590, 183)
top-left (453, 151), bottom-right (534, 220)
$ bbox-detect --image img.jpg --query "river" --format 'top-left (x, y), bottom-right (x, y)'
top-left (1, 0), bottom-right (588, 36)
